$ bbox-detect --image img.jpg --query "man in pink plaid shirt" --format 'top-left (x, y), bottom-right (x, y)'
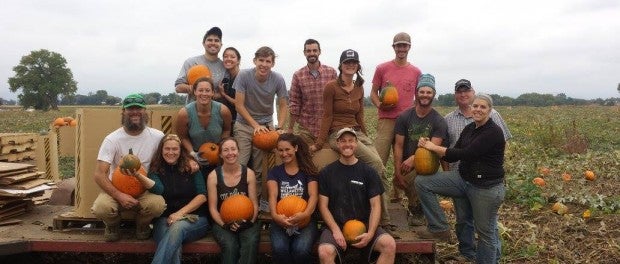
top-left (287, 39), bottom-right (337, 146)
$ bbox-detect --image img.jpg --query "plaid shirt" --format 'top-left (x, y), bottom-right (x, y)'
top-left (289, 63), bottom-right (337, 137)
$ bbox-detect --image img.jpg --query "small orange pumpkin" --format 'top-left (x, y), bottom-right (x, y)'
top-left (584, 170), bottom-right (596, 181)
top-left (342, 219), bottom-right (366, 244)
top-left (53, 117), bottom-right (66, 127)
top-left (198, 142), bottom-right (220, 166)
top-left (220, 194), bottom-right (254, 224)
top-left (119, 148), bottom-right (142, 171)
top-left (111, 166), bottom-right (147, 198)
top-left (187, 65), bottom-right (212, 86)
top-left (379, 82), bottom-right (399, 106)
top-left (414, 147), bottom-right (440, 175)
top-left (276, 195), bottom-right (310, 227)
top-left (69, 119), bottom-right (78, 127)
top-left (252, 130), bottom-right (279, 151)
top-left (63, 116), bottom-right (75, 123)
top-left (532, 177), bottom-right (546, 187)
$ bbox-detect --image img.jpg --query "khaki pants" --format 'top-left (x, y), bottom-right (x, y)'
top-left (91, 191), bottom-right (166, 227)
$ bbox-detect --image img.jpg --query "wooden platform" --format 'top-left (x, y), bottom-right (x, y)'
top-left (0, 203), bottom-right (435, 259)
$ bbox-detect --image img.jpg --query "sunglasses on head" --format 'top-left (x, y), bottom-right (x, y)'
top-left (123, 97), bottom-right (145, 105)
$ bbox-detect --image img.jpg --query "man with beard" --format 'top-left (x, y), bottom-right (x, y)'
top-left (317, 128), bottom-right (396, 264)
top-left (369, 32), bottom-right (422, 233)
top-left (287, 39), bottom-right (337, 146)
top-left (175, 27), bottom-right (226, 102)
top-left (91, 94), bottom-right (167, 242)
top-left (392, 74), bottom-right (448, 227)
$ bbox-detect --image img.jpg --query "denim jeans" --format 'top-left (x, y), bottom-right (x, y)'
top-left (414, 170), bottom-right (505, 264)
top-left (151, 216), bottom-right (209, 264)
top-left (270, 220), bottom-right (318, 264)
top-left (211, 221), bottom-right (260, 264)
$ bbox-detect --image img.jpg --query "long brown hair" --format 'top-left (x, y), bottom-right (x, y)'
top-left (149, 134), bottom-right (192, 175)
top-left (277, 133), bottom-right (318, 177)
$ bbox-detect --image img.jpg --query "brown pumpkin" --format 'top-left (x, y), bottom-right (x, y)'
top-left (111, 166), bottom-right (147, 198)
top-left (342, 219), bottom-right (366, 244)
top-left (414, 147), bottom-right (440, 175)
top-left (187, 65), bottom-right (212, 86)
top-left (119, 148), bottom-right (142, 171)
top-left (53, 117), bottom-right (66, 127)
top-left (252, 130), bottom-right (279, 151)
top-left (276, 195), bottom-right (310, 227)
top-left (198, 142), bottom-right (220, 166)
top-left (379, 82), bottom-right (399, 106)
top-left (220, 194), bottom-right (254, 224)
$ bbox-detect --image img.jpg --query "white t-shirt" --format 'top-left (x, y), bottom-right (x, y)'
top-left (97, 127), bottom-right (164, 179)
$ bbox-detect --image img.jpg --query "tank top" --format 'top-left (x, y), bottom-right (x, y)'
top-left (215, 165), bottom-right (249, 210)
top-left (185, 101), bottom-right (224, 150)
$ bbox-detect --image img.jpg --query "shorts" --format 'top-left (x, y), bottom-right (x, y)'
top-left (318, 226), bottom-right (388, 263)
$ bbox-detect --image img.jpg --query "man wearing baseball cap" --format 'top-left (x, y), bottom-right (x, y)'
top-left (369, 32), bottom-right (422, 233)
top-left (175, 27), bottom-right (226, 102)
top-left (317, 127), bottom-right (396, 264)
top-left (91, 93), bottom-right (167, 242)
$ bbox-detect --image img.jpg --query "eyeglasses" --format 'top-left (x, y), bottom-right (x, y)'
top-left (123, 97), bottom-right (146, 105)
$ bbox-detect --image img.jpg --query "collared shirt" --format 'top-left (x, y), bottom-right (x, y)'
top-left (316, 80), bottom-right (366, 148)
top-left (289, 63), bottom-right (337, 138)
top-left (444, 108), bottom-right (512, 171)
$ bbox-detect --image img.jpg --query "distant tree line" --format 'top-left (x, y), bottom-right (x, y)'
top-left (57, 90), bottom-right (186, 106)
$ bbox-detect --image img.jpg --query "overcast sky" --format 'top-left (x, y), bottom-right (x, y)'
top-left (1, 0), bottom-right (619, 102)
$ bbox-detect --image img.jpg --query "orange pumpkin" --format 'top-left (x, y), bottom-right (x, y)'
top-left (252, 130), bottom-right (279, 151)
top-left (532, 177), bottom-right (546, 187)
top-left (53, 117), bottom-right (66, 127)
top-left (342, 219), bottom-right (366, 244)
top-left (220, 194), bottom-right (254, 224)
top-left (379, 82), bottom-right (399, 106)
top-left (414, 147), bottom-right (440, 175)
top-left (198, 142), bottom-right (220, 166)
top-left (187, 65), bottom-right (212, 86)
top-left (63, 116), bottom-right (75, 123)
top-left (276, 195), bottom-right (310, 227)
top-left (111, 166), bottom-right (147, 198)
top-left (119, 148), bottom-right (142, 171)
top-left (584, 170), bottom-right (596, 181)
top-left (69, 119), bottom-right (78, 127)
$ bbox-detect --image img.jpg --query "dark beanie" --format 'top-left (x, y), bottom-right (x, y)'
top-left (417, 74), bottom-right (435, 90)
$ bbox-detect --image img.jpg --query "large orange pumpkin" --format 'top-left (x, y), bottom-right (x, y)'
top-left (252, 130), bottom-right (279, 151)
top-left (414, 147), bottom-right (440, 175)
top-left (220, 194), bottom-right (254, 224)
top-left (111, 166), bottom-right (147, 198)
top-left (379, 82), bottom-right (399, 106)
top-left (119, 148), bottom-right (141, 171)
top-left (276, 195), bottom-right (310, 227)
top-left (187, 65), bottom-right (212, 86)
top-left (342, 219), bottom-right (366, 244)
top-left (53, 117), bottom-right (66, 127)
top-left (198, 142), bottom-right (220, 166)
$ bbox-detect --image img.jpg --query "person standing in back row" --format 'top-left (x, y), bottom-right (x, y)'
top-left (175, 27), bottom-right (226, 102)
top-left (288, 38), bottom-right (337, 146)
top-left (370, 32), bottom-right (422, 234)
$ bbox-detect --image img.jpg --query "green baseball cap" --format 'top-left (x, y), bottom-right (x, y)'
top-left (122, 94), bottom-right (146, 109)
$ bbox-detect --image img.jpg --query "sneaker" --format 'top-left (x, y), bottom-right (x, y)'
top-left (104, 225), bottom-right (120, 242)
top-left (414, 226), bottom-right (452, 242)
top-left (407, 214), bottom-right (426, 226)
top-left (136, 225), bottom-right (151, 240)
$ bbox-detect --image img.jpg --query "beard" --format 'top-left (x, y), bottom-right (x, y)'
top-left (416, 97), bottom-right (435, 107)
top-left (306, 56), bottom-right (318, 63)
top-left (122, 113), bottom-right (148, 132)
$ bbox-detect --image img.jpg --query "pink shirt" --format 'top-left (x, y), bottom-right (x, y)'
top-left (372, 61), bottom-right (421, 119)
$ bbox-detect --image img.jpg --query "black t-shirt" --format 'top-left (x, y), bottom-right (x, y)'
top-left (319, 160), bottom-right (384, 226)
top-left (394, 107), bottom-right (448, 161)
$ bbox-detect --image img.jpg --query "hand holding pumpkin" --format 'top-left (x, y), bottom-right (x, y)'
top-left (190, 151), bottom-right (209, 166)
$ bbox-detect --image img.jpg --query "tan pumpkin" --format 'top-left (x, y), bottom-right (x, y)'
top-left (414, 147), bottom-right (440, 175)
top-left (342, 219), bottom-right (366, 244)
top-left (220, 194), bottom-right (254, 224)
top-left (198, 142), bottom-right (220, 166)
top-left (276, 195), bottom-right (310, 227)
top-left (119, 148), bottom-right (142, 171)
top-left (379, 82), bottom-right (399, 106)
top-left (111, 166), bottom-right (147, 198)
top-left (187, 65), bottom-right (212, 86)
top-left (252, 130), bottom-right (279, 151)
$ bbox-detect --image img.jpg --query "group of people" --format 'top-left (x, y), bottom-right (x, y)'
top-left (90, 26), bottom-right (512, 264)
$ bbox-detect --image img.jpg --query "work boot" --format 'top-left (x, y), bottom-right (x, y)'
top-left (136, 224), bottom-right (151, 240)
top-left (414, 226), bottom-right (452, 242)
top-left (104, 225), bottom-right (120, 242)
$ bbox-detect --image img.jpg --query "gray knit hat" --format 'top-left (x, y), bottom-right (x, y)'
top-left (417, 74), bottom-right (435, 90)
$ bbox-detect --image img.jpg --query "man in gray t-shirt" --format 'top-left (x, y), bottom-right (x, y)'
top-left (175, 27), bottom-right (226, 102)
top-left (233, 46), bottom-right (288, 209)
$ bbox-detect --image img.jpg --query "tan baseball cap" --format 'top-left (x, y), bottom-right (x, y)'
top-left (393, 32), bottom-right (411, 45)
